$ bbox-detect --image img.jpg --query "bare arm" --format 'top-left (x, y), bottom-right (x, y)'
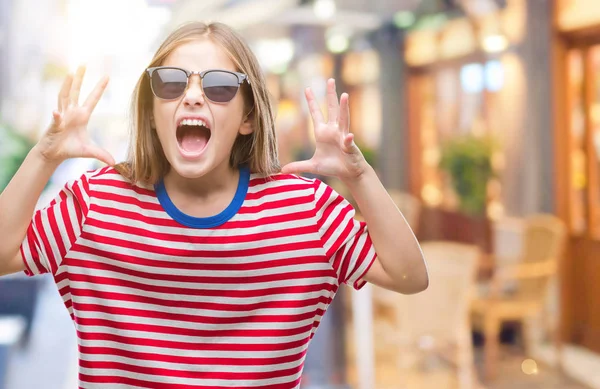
top-left (281, 79), bottom-right (428, 294)
top-left (0, 66), bottom-right (113, 276)
top-left (344, 165), bottom-right (428, 294)
top-left (0, 148), bottom-right (61, 276)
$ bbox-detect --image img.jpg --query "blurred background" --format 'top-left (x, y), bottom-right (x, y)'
top-left (0, 0), bottom-right (599, 388)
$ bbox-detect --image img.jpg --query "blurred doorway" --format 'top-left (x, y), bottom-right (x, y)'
top-left (557, 32), bottom-right (600, 355)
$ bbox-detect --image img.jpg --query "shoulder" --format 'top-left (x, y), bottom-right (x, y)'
top-left (246, 172), bottom-right (322, 202)
top-left (249, 172), bottom-right (317, 189)
top-left (79, 166), bottom-right (154, 196)
top-left (246, 173), bottom-right (347, 203)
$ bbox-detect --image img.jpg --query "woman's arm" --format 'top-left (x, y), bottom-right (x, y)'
top-left (0, 148), bottom-right (60, 276)
top-left (281, 78), bottom-right (428, 294)
top-left (0, 66), bottom-right (113, 276)
top-left (343, 165), bottom-right (427, 294)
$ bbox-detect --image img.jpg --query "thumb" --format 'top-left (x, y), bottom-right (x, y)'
top-left (51, 110), bottom-right (62, 126)
top-left (86, 144), bottom-right (115, 166)
top-left (281, 160), bottom-right (315, 175)
top-left (342, 133), bottom-right (356, 151)
top-left (48, 111), bottom-right (63, 132)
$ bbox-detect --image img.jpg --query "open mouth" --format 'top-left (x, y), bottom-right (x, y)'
top-left (176, 118), bottom-right (211, 155)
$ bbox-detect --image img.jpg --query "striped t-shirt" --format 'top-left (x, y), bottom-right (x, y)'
top-left (20, 165), bottom-right (376, 389)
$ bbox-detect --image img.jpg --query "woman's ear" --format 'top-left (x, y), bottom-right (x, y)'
top-left (239, 108), bottom-right (254, 135)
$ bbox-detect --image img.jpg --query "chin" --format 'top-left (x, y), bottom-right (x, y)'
top-left (169, 160), bottom-right (213, 179)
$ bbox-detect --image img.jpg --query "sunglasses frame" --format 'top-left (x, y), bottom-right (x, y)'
top-left (145, 66), bottom-right (251, 102)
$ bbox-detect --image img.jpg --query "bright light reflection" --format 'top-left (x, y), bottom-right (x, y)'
top-left (66, 0), bottom-right (169, 71)
top-left (313, 0), bottom-right (336, 20)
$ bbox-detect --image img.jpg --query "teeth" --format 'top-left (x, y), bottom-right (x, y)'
top-left (180, 118), bottom-right (207, 127)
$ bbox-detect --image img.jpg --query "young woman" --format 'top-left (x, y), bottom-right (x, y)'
top-left (0, 22), bottom-right (427, 388)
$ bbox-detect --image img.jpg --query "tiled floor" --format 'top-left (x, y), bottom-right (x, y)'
top-left (346, 347), bottom-right (588, 389)
top-left (344, 317), bottom-right (589, 389)
top-left (476, 347), bottom-right (587, 389)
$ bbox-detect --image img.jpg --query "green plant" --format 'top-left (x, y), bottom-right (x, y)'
top-left (0, 120), bottom-right (35, 192)
top-left (439, 134), bottom-right (497, 216)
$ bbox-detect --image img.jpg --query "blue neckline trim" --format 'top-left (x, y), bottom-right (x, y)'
top-left (155, 166), bottom-right (250, 228)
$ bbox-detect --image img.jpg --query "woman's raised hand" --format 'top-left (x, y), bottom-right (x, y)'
top-left (36, 65), bottom-right (115, 166)
top-left (281, 79), bottom-right (367, 181)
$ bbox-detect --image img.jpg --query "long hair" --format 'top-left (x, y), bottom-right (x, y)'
top-left (115, 22), bottom-right (280, 185)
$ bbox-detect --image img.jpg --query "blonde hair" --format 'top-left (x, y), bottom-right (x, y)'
top-left (115, 22), bottom-right (280, 185)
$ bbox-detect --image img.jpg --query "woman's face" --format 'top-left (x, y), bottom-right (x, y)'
top-left (152, 38), bottom-right (252, 180)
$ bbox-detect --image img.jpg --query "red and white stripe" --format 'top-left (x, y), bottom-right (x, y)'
top-left (21, 167), bottom-right (376, 388)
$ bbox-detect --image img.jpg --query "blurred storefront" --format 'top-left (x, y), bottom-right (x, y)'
top-left (398, 0), bottom-right (600, 386)
top-left (253, 1), bottom-right (593, 386)
top-left (402, 0), bottom-right (542, 250)
top-left (554, 0), bottom-right (600, 361)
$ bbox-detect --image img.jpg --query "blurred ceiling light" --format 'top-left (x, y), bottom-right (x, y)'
top-left (313, 0), bottom-right (336, 20)
top-left (253, 39), bottom-right (295, 74)
top-left (326, 26), bottom-right (352, 54)
top-left (66, 0), bottom-right (168, 70)
top-left (393, 11), bottom-right (415, 29)
top-left (327, 34), bottom-right (349, 54)
top-left (482, 34), bottom-right (508, 53)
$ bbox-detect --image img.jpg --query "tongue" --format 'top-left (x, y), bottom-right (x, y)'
top-left (180, 127), bottom-right (209, 153)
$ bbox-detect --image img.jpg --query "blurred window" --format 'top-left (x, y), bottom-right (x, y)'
top-left (567, 49), bottom-right (588, 234)
top-left (412, 59), bottom-right (505, 214)
top-left (569, 44), bottom-right (600, 238)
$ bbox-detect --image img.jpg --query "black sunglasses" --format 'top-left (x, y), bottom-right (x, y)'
top-left (146, 67), bottom-right (250, 103)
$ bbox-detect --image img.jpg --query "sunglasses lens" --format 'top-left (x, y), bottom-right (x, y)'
top-left (203, 71), bottom-right (240, 103)
top-left (151, 68), bottom-right (187, 99)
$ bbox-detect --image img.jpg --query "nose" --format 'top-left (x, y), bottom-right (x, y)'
top-left (182, 75), bottom-right (205, 107)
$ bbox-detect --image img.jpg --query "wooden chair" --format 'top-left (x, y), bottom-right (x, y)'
top-left (373, 242), bottom-right (481, 389)
top-left (470, 214), bottom-right (567, 380)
